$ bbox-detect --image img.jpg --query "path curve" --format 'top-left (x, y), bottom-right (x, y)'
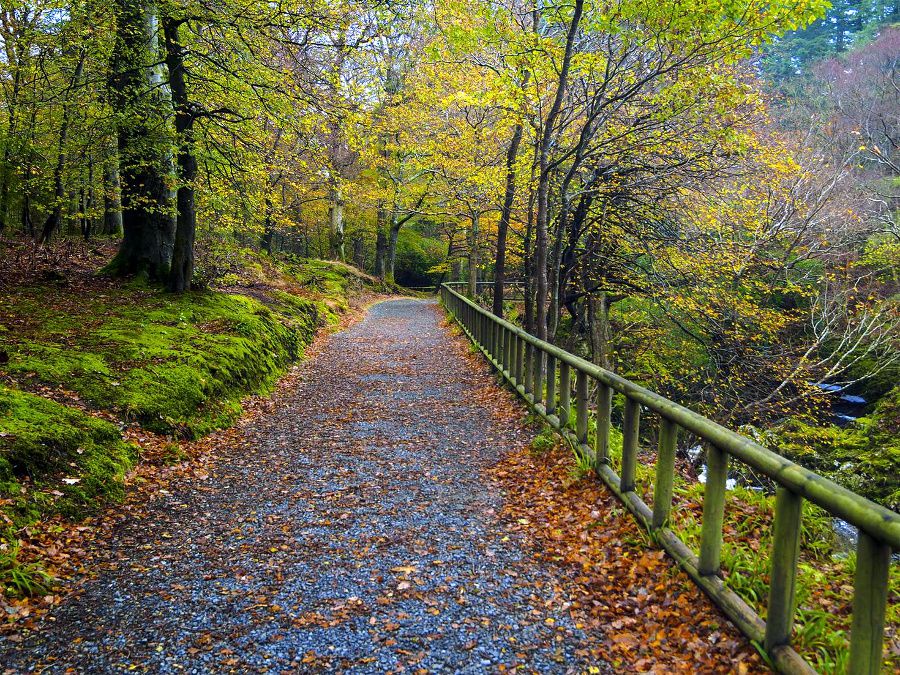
top-left (1, 299), bottom-right (614, 673)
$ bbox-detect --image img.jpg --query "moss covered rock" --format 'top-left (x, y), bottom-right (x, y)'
top-left (0, 387), bottom-right (136, 527)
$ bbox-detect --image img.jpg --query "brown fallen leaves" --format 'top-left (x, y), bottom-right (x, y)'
top-left (488, 443), bottom-right (767, 673)
top-left (445, 318), bottom-right (767, 674)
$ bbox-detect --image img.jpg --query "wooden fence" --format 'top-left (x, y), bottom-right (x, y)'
top-left (440, 282), bottom-right (898, 675)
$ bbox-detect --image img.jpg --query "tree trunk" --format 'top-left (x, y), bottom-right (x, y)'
top-left (262, 195), bottom-right (274, 253)
top-left (164, 16), bottom-right (196, 293)
top-left (468, 212), bottom-right (479, 298)
top-left (20, 192), bottom-right (33, 236)
top-left (103, 145), bottom-right (123, 236)
top-left (588, 291), bottom-right (611, 369)
top-left (108, 0), bottom-right (175, 278)
top-left (546, 195), bottom-right (568, 341)
top-left (523, 181), bottom-right (535, 334)
top-left (493, 122), bottom-right (523, 317)
top-left (352, 236), bottom-right (364, 269)
top-left (374, 202), bottom-right (388, 277)
top-left (81, 155), bottom-right (95, 241)
top-left (385, 219), bottom-right (401, 284)
top-left (534, 0), bottom-right (583, 340)
top-left (0, 64), bottom-right (23, 233)
top-left (329, 185), bottom-right (345, 261)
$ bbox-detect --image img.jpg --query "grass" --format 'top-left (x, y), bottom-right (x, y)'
top-left (0, 540), bottom-right (53, 599)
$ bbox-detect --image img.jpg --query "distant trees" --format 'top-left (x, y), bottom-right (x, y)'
top-left (761, 0), bottom-right (899, 82)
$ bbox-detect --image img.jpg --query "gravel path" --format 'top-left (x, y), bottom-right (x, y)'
top-left (1, 299), bottom-right (613, 674)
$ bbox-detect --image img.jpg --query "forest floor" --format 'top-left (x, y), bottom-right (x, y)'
top-left (0, 298), bottom-right (763, 674)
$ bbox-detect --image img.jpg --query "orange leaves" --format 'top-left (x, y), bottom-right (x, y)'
top-left (488, 441), bottom-right (767, 673)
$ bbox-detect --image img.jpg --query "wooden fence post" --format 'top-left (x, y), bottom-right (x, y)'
top-left (546, 355), bottom-right (557, 417)
top-left (595, 383), bottom-right (611, 466)
top-left (848, 532), bottom-right (890, 675)
top-left (620, 398), bottom-right (640, 492)
top-left (652, 418), bottom-right (677, 529)
top-left (698, 444), bottom-right (729, 576)
top-left (765, 488), bottom-right (803, 652)
top-left (576, 370), bottom-right (589, 447)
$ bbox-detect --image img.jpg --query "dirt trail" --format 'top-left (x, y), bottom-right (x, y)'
top-left (1, 299), bottom-right (616, 673)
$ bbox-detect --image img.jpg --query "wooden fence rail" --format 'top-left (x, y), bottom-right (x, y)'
top-left (440, 282), bottom-right (898, 675)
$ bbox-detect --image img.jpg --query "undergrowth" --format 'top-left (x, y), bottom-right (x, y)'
top-left (529, 411), bottom-right (899, 673)
top-left (0, 540), bottom-right (53, 599)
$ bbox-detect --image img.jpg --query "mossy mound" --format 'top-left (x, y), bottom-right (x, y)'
top-left (4, 286), bottom-right (323, 438)
top-left (0, 387), bottom-right (136, 527)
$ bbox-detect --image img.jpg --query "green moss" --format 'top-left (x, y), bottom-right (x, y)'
top-left (0, 253), bottom-right (381, 597)
top-left (11, 341), bottom-right (111, 382)
top-left (773, 386), bottom-right (900, 510)
top-left (0, 386), bottom-right (136, 528)
top-left (2, 287), bottom-right (323, 438)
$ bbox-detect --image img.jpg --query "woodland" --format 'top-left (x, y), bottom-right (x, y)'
top-left (2, 0), bottom-right (897, 497)
top-left (0, 0), bottom-right (898, 669)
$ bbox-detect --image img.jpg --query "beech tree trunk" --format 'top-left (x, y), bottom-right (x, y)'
top-left (329, 186), bottom-right (345, 261)
top-left (374, 202), bottom-right (388, 277)
top-left (103, 145), bottom-right (123, 236)
top-left (385, 220), bottom-right (401, 284)
top-left (108, 0), bottom-right (175, 278)
top-left (468, 212), bottom-right (479, 298)
top-left (352, 236), bottom-right (364, 269)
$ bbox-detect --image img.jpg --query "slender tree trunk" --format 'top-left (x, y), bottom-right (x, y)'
top-left (103, 143), bottom-right (123, 236)
top-left (82, 155), bottom-right (95, 241)
top-left (535, 152), bottom-right (552, 340)
top-left (523, 180), bottom-right (536, 334)
top-left (546, 194), bottom-right (568, 341)
top-left (262, 195), bottom-right (274, 253)
top-left (385, 218), bottom-right (401, 284)
top-left (534, 0), bottom-right (583, 340)
top-left (352, 236), bottom-right (364, 269)
top-left (493, 122), bottom-right (523, 317)
top-left (20, 106), bottom-right (38, 237)
top-left (0, 146), bottom-right (12, 233)
top-left (0, 65), bottom-right (22, 234)
top-left (20, 193), bottom-right (33, 236)
top-left (374, 202), bottom-right (388, 277)
top-left (468, 211), bottom-right (479, 298)
top-left (40, 51), bottom-right (85, 244)
top-left (164, 16), bottom-right (196, 292)
top-left (329, 185), bottom-right (345, 261)
top-left (588, 291), bottom-right (611, 369)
